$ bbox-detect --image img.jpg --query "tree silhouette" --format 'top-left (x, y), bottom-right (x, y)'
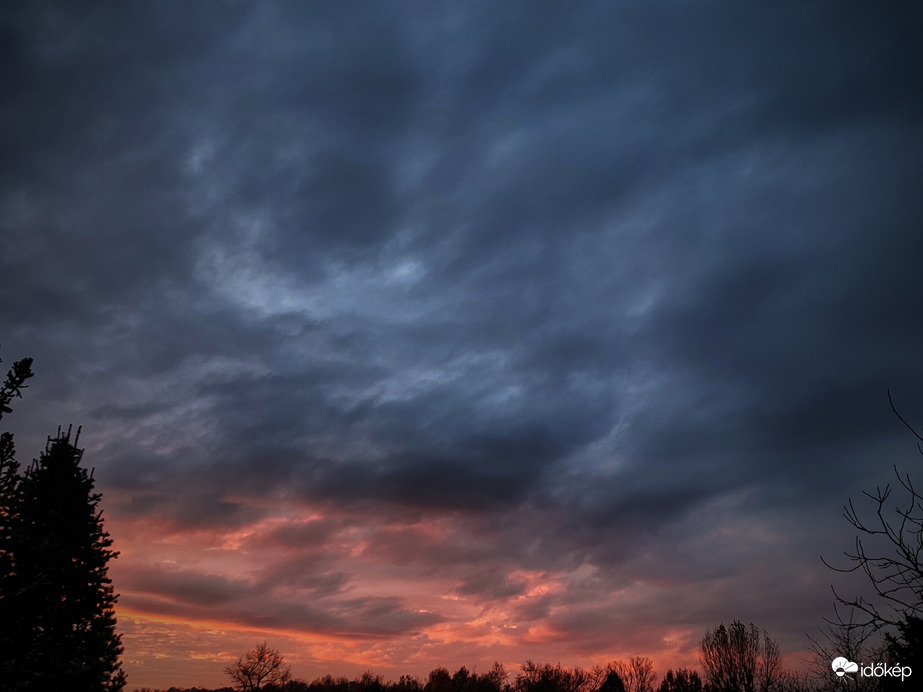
top-left (656, 669), bottom-right (701, 692)
top-left (12, 427), bottom-right (126, 689)
top-left (885, 614), bottom-right (922, 678)
top-left (0, 351), bottom-right (34, 564)
top-left (0, 351), bottom-right (33, 419)
top-left (816, 392), bottom-right (923, 684)
top-left (823, 392), bottom-right (923, 631)
top-left (515, 661), bottom-right (589, 692)
top-left (225, 642), bottom-right (292, 691)
top-left (425, 667), bottom-right (453, 692)
top-left (0, 351), bottom-right (34, 682)
top-left (699, 621), bottom-right (781, 692)
top-left (0, 349), bottom-right (124, 689)
top-left (609, 657), bottom-right (656, 692)
top-left (597, 670), bottom-right (626, 692)
top-left (421, 664), bottom-right (508, 692)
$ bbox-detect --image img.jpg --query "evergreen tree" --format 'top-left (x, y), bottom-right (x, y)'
top-left (886, 614), bottom-right (922, 685)
top-left (0, 427), bottom-right (24, 676)
top-left (11, 426), bottom-right (126, 690)
top-left (0, 352), bottom-right (34, 678)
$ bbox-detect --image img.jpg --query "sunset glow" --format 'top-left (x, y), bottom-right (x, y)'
top-left (4, 1), bottom-right (923, 690)
top-left (101, 491), bottom-right (832, 687)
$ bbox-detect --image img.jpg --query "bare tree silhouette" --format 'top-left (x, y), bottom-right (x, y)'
top-left (699, 621), bottom-right (781, 692)
top-left (225, 642), bottom-right (292, 691)
top-left (821, 392), bottom-right (923, 633)
top-left (609, 657), bottom-right (656, 692)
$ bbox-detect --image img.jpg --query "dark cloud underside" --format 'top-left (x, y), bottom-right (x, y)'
top-left (2, 0), bottom-right (923, 664)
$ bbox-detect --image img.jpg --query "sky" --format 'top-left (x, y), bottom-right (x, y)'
top-left (2, 1), bottom-right (923, 689)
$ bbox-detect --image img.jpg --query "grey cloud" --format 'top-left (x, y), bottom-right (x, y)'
top-left (124, 568), bottom-right (256, 608)
top-left (454, 569), bottom-right (528, 601)
top-left (119, 561), bottom-right (442, 637)
top-left (3, 0), bottom-right (923, 663)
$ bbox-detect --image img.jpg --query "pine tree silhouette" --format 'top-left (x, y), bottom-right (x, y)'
top-left (10, 426), bottom-right (126, 690)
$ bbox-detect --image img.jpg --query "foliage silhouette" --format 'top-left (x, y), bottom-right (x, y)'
top-left (129, 652), bottom-right (841, 692)
top-left (884, 613), bottom-right (922, 684)
top-left (515, 661), bottom-right (590, 692)
top-left (656, 669), bottom-right (701, 692)
top-left (0, 350), bottom-right (33, 676)
top-left (596, 671), bottom-right (626, 692)
top-left (0, 348), bottom-right (125, 690)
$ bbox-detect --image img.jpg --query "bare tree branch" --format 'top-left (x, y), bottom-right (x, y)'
top-left (823, 395), bottom-right (923, 634)
top-left (889, 389), bottom-right (923, 449)
top-left (225, 642), bottom-right (292, 692)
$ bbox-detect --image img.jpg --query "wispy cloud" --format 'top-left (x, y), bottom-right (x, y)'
top-left (3, 1), bottom-right (923, 688)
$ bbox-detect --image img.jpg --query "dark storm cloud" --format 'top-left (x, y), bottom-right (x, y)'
top-left (3, 0), bottom-right (923, 655)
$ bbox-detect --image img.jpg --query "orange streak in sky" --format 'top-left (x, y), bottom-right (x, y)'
top-left (117, 607), bottom-right (354, 646)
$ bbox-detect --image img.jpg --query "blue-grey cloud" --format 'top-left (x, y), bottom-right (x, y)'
top-left (3, 0), bottom-right (923, 665)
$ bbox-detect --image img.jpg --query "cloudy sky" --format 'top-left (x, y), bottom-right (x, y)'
top-left (3, 1), bottom-right (923, 689)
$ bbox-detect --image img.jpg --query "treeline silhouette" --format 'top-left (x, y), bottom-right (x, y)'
top-left (132, 655), bottom-right (822, 692)
top-left (142, 621), bottom-right (830, 692)
top-left (131, 659), bottom-right (699, 692)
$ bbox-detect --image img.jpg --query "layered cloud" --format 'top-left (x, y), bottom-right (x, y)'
top-left (2, 1), bottom-right (923, 688)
